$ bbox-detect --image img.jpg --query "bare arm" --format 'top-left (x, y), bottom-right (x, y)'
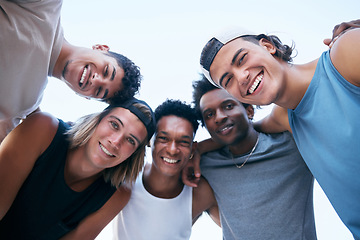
top-left (0, 112), bottom-right (58, 219)
top-left (60, 186), bottom-right (131, 240)
top-left (192, 177), bottom-right (220, 227)
top-left (253, 105), bottom-right (291, 133)
top-left (330, 28), bottom-right (360, 87)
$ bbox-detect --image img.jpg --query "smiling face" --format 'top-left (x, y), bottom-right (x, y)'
top-left (200, 88), bottom-right (252, 146)
top-left (152, 115), bottom-right (194, 177)
top-left (61, 48), bottom-right (124, 100)
top-left (210, 37), bottom-right (285, 106)
top-left (85, 107), bottom-right (147, 170)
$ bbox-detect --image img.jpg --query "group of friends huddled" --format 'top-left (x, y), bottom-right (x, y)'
top-left (0, 1), bottom-right (359, 240)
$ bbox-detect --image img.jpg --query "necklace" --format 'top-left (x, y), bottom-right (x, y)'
top-left (231, 136), bottom-right (259, 169)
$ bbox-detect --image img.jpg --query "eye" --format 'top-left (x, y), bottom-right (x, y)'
top-left (223, 76), bottom-right (233, 89)
top-left (204, 111), bottom-right (214, 119)
top-left (179, 140), bottom-right (191, 147)
top-left (157, 136), bottom-right (168, 142)
top-left (110, 120), bottom-right (119, 129)
top-left (225, 103), bottom-right (234, 110)
top-left (104, 65), bottom-right (109, 77)
top-left (238, 53), bottom-right (247, 66)
top-left (127, 137), bottom-right (136, 146)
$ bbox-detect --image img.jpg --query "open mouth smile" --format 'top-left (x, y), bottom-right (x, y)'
top-left (247, 71), bottom-right (263, 95)
top-left (217, 123), bottom-right (233, 135)
top-left (99, 143), bottom-right (116, 157)
top-left (162, 157), bottom-right (180, 164)
top-left (79, 65), bottom-right (90, 89)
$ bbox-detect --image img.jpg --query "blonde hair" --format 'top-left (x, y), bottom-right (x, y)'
top-left (66, 103), bottom-right (152, 188)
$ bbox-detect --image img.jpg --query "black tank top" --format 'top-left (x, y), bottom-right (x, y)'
top-left (0, 120), bottom-right (116, 239)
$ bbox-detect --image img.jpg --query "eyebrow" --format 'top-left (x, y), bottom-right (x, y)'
top-left (111, 66), bottom-right (116, 81)
top-left (232, 48), bottom-right (244, 65)
top-left (157, 131), bottom-right (193, 140)
top-left (218, 48), bottom-right (244, 87)
top-left (111, 116), bottom-right (141, 145)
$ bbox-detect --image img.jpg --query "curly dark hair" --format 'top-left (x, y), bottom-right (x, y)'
top-left (192, 74), bottom-right (249, 126)
top-left (154, 99), bottom-right (199, 134)
top-left (105, 51), bottom-right (142, 105)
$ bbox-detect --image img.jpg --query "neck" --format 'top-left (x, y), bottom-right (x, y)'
top-left (142, 163), bottom-right (184, 199)
top-left (275, 60), bottom-right (318, 109)
top-left (64, 148), bottom-right (102, 192)
top-left (228, 129), bottom-right (259, 156)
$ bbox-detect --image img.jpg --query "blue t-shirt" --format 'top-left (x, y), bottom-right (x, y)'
top-left (288, 50), bottom-right (360, 239)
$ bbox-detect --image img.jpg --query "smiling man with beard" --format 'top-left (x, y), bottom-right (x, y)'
top-left (190, 75), bottom-right (316, 240)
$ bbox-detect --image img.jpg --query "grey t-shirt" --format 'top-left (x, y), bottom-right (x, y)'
top-left (201, 131), bottom-right (316, 240)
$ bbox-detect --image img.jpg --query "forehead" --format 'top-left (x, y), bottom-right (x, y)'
top-left (209, 38), bottom-right (256, 83)
top-left (156, 115), bottom-right (194, 137)
top-left (105, 107), bottom-right (140, 125)
top-left (200, 88), bottom-right (236, 110)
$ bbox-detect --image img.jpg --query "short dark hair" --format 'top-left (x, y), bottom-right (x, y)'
top-left (154, 99), bottom-right (199, 134)
top-left (241, 34), bottom-right (295, 62)
top-left (192, 74), bottom-right (249, 126)
top-left (105, 51), bottom-right (142, 104)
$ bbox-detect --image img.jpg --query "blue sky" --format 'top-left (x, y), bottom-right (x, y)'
top-left (41, 0), bottom-right (359, 239)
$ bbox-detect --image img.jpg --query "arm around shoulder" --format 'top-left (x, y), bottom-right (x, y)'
top-left (254, 105), bottom-right (291, 133)
top-left (60, 186), bottom-right (131, 240)
top-left (0, 112), bottom-right (59, 220)
top-left (330, 28), bottom-right (360, 87)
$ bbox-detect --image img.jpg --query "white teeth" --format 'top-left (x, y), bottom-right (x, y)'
top-left (163, 157), bottom-right (179, 164)
top-left (100, 144), bottom-right (115, 157)
top-left (219, 125), bottom-right (231, 132)
top-left (80, 67), bottom-right (87, 84)
top-left (249, 73), bottom-right (263, 94)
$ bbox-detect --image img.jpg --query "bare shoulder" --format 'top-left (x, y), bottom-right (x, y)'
top-left (330, 28), bottom-right (360, 86)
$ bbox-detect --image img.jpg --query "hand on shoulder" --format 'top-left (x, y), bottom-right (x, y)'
top-left (330, 28), bottom-right (360, 87)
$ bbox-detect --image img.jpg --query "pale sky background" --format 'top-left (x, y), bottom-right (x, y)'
top-left (40, 0), bottom-right (359, 239)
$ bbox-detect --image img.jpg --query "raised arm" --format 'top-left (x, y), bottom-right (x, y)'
top-left (0, 112), bottom-right (58, 219)
top-left (60, 186), bottom-right (131, 240)
top-left (253, 105), bottom-right (291, 133)
top-left (330, 28), bottom-right (360, 87)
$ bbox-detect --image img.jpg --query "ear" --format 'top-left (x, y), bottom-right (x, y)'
top-left (259, 38), bottom-right (276, 55)
top-left (92, 44), bottom-right (110, 52)
top-left (245, 105), bottom-right (255, 120)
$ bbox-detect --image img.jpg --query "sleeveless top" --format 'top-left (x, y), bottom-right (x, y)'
top-left (113, 169), bottom-right (193, 240)
top-left (288, 50), bottom-right (360, 239)
top-left (201, 132), bottom-right (316, 240)
top-left (0, 120), bottom-right (116, 240)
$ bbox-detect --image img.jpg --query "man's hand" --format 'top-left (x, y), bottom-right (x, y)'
top-left (181, 146), bottom-right (201, 187)
top-left (324, 19), bottom-right (360, 47)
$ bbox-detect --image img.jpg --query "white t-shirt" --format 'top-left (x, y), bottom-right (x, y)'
top-left (0, 0), bottom-right (63, 139)
top-left (113, 170), bottom-right (193, 240)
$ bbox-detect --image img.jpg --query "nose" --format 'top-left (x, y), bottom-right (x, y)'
top-left (109, 132), bottom-right (124, 149)
top-left (90, 72), bottom-right (105, 86)
top-left (215, 109), bottom-right (227, 125)
top-left (167, 141), bottom-right (179, 156)
top-left (234, 68), bottom-right (250, 86)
